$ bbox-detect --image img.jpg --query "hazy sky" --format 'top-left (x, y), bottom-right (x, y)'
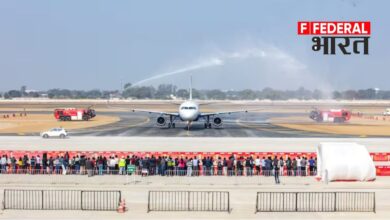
top-left (0, 0), bottom-right (389, 91)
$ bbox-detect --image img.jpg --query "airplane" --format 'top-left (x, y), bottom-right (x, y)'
top-left (132, 77), bottom-right (248, 129)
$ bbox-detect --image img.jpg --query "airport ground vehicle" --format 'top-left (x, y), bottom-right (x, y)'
top-left (383, 108), bottom-right (390, 116)
top-left (41, 128), bottom-right (68, 138)
top-left (54, 108), bottom-right (96, 121)
top-left (309, 109), bottom-right (351, 123)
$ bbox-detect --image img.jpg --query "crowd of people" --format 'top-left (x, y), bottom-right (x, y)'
top-left (0, 153), bottom-right (317, 178)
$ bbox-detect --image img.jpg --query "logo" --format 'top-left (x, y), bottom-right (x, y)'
top-left (297, 21), bottom-right (371, 55)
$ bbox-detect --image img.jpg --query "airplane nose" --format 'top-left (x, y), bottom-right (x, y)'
top-left (181, 111), bottom-right (196, 121)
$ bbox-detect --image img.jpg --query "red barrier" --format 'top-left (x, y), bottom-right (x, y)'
top-left (370, 152), bottom-right (390, 161)
top-left (376, 166), bottom-right (390, 176)
top-left (0, 150), bottom-right (320, 160)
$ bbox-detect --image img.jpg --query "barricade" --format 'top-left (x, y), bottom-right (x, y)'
top-left (147, 191), bottom-right (230, 213)
top-left (255, 192), bottom-right (375, 213)
top-left (3, 189), bottom-right (121, 211)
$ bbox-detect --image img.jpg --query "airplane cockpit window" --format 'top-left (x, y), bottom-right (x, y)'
top-left (181, 106), bottom-right (196, 110)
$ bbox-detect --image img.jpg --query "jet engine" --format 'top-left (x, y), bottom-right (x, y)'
top-left (213, 117), bottom-right (223, 127)
top-left (156, 116), bottom-right (166, 126)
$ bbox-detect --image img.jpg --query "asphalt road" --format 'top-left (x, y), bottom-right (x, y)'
top-left (69, 112), bottom-right (349, 137)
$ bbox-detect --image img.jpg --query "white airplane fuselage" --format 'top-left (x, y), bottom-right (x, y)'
top-left (178, 100), bottom-right (200, 122)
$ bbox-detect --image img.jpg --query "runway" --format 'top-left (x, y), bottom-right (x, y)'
top-left (69, 112), bottom-right (350, 137)
top-left (2, 100), bottom-right (389, 137)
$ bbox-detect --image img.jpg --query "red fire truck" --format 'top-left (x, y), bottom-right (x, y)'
top-left (54, 108), bottom-right (96, 121)
top-left (309, 109), bottom-right (351, 123)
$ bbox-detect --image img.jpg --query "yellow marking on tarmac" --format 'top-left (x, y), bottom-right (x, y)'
top-left (128, 117), bottom-right (150, 128)
top-left (235, 119), bottom-right (294, 135)
top-left (236, 119), bottom-right (269, 131)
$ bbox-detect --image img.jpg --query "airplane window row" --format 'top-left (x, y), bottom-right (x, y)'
top-left (181, 107), bottom-right (197, 110)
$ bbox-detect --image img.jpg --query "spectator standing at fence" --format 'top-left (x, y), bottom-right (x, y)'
top-left (17, 157), bottom-right (22, 172)
top-left (192, 157), bottom-right (198, 176)
top-left (11, 156), bottom-right (16, 173)
top-left (159, 156), bottom-right (166, 176)
top-left (150, 156), bottom-right (156, 175)
top-left (74, 155), bottom-right (80, 174)
top-left (86, 158), bottom-right (93, 177)
top-left (296, 156), bottom-right (302, 176)
top-left (53, 156), bottom-right (60, 174)
top-left (23, 155), bottom-right (29, 171)
top-left (245, 157), bottom-right (252, 176)
top-left (1, 155), bottom-right (7, 173)
top-left (272, 156), bottom-right (280, 184)
top-left (97, 156), bottom-right (104, 175)
top-left (308, 157), bottom-right (315, 176)
top-left (217, 157), bottom-right (223, 176)
top-left (286, 157), bottom-right (292, 176)
top-left (186, 158), bottom-right (193, 176)
top-left (36, 155), bottom-right (41, 172)
top-left (301, 157), bottom-right (307, 176)
top-left (114, 155), bottom-right (119, 172)
top-left (265, 157), bottom-right (271, 176)
top-left (108, 156), bottom-right (115, 174)
top-left (255, 156), bottom-right (261, 175)
top-left (223, 157), bottom-right (227, 175)
top-left (30, 156), bottom-right (36, 173)
top-left (80, 156), bottom-right (86, 175)
top-left (292, 158), bottom-right (297, 176)
top-left (278, 157), bottom-right (284, 176)
top-left (273, 156), bottom-right (280, 184)
top-left (119, 156), bottom-right (126, 175)
top-left (42, 155), bottom-right (48, 174)
top-left (48, 157), bottom-right (54, 174)
top-left (261, 157), bottom-right (266, 175)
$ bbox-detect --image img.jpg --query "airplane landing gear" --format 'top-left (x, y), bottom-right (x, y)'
top-left (205, 115), bottom-right (212, 129)
top-left (168, 115), bottom-right (175, 128)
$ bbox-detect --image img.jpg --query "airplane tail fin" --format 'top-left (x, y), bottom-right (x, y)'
top-left (189, 75), bottom-right (193, 100)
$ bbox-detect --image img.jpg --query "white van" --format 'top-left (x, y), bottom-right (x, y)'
top-left (383, 108), bottom-right (390, 116)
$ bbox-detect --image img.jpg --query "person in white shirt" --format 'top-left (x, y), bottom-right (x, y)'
top-left (261, 157), bottom-right (266, 175)
top-left (109, 157), bottom-right (116, 174)
top-left (192, 157), bottom-right (199, 176)
top-left (296, 157), bottom-right (302, 176)
top-left (255, 156), bottom-right (261, 175)
top-left (1, 155), bottom-right (7, 173)
top-left (36, 155), bottom-right (41, 172)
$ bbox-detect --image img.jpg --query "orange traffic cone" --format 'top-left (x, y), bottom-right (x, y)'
top-left (117, 199), bottom-right (126, 213)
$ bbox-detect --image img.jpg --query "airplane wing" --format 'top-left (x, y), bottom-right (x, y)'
top-left (132, 109), bottom-right (179, 116)
top-left (200, 110), bottom-right (248, 117)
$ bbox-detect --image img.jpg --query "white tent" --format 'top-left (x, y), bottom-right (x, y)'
top-left (317, 142), bottom-right (376, 181)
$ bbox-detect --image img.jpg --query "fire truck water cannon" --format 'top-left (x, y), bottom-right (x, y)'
top-left (54, 108), bottom-right (96, 121)
top-left (309, 109), bottom-right (351, 123)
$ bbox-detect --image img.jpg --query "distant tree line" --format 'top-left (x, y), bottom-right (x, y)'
top-left (1, 85), bottom-right (390, 100)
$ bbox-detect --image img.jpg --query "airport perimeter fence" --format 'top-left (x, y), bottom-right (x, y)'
top-left (2, 189), bottom-right (121, 211)
top-left (147, 191), bottom-right (230, 213)
top-left (255, 192), bottom-right (376, 213)
top-left (0, 168), bottom-right (317, 177)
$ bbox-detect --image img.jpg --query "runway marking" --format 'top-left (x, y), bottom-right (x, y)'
top-left (235, 119), bottom-right (303, 135)
top-left (127, 117), bottom-right (150, 128)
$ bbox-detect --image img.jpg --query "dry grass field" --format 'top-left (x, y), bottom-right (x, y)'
top-left (0, 114), bottom-right (119, 134)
